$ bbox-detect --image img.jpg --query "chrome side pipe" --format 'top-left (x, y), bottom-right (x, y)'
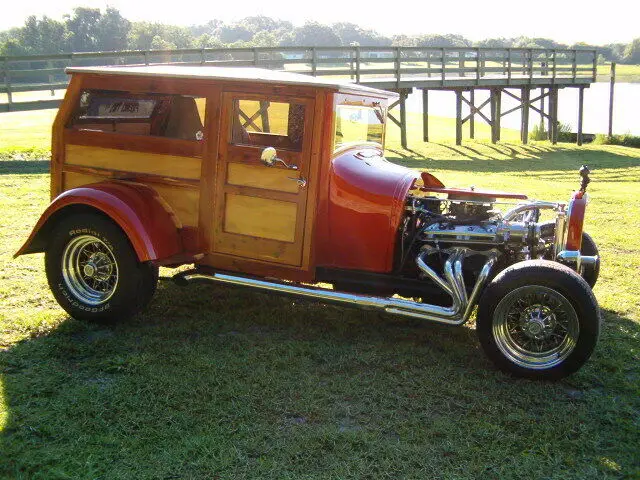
top-left (174, 248), bottom-right (498, 326)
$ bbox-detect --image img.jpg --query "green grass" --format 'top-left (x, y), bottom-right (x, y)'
top-left (597, 63), bottom-right (640, 83)
top-left (1, 110), bottom-right (639, 478)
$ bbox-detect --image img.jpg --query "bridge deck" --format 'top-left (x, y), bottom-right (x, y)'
top-left (360, 74), bottom-right (593, 90)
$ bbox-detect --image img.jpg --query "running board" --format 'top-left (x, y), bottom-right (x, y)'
top-left (172, 250), bottom-right (497, 326)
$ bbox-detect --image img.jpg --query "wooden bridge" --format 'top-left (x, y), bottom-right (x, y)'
top-left (1, 46), bottom-right (598, 146)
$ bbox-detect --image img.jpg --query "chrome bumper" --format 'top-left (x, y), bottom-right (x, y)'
top-left (556, 250), bottom-right (599, 271)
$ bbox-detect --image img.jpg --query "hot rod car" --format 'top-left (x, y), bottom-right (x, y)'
top-left (16, 65), bottom-right (600, 379)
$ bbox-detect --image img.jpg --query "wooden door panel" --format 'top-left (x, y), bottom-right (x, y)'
top-left (212, 93), bottom-right (315, 267)
top-left (227, 163), bottom-right (299, 193)
top-left (224, 194), bottom-right (297, 243)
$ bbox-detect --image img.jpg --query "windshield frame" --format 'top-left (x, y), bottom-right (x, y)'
top-left (332, 93), bottom-right (388, 153)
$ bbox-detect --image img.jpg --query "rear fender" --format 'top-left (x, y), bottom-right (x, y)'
top-left (15, 181), bottom-right (183, 262)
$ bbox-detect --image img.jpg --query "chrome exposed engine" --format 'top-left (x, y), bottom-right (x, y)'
top-left (402, 194), bottom-right (555, 263)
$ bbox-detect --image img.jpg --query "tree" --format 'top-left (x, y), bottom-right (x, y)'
top-left (217, 24), bottom-right (253, 44)
top-left (623, 38), bottom-right (640, 64)
top-left (18, 15), bottom-right (68, 54)
top-left (475, 37), bottom-right (512, 48)
top-left (332, 22), bottom-right (391, 47)
top-left (416, 34), bottom-right (471, 48)
top-left (0, 38), bottom-right (27, 56)
top-left (194, 34), bottom-right (224, 49)
top-left (282, 22), bottom-right (342, 47)
top-left (391, 35), bottom-right (418, 47)
top-left (65, 7), bottom-right (102, 52)
top-left (95, 8), bottom-right (130, 51)
top-left (251, 31), bottom-right (279, 48)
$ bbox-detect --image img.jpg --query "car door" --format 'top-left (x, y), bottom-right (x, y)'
top-left (212, 92), bottom-right (315, 266)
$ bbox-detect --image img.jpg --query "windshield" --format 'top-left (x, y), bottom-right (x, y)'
top-left (334, 104), bottom-right (385, 151)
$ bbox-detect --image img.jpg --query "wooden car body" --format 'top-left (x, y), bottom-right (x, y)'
top-left (18, 65), bottom-right (404, 281)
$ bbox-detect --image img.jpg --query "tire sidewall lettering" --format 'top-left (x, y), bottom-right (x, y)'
top-left (57, 283), bottom-right (111, 312)
top-left (68, 228), bottom-right (114, 252)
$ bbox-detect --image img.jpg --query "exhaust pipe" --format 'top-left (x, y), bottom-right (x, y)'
top-left (173, 249), bottom-right (497, 326)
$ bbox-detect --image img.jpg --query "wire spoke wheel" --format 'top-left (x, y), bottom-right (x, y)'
top-left (61, 234), bottom-right (119, 305)
top-left (492, 285), bottom-right (580, 370)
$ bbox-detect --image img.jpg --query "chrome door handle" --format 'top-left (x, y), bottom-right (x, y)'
top-left (288, 177), bottom-right (307, 189)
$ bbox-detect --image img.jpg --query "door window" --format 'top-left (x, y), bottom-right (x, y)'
top-left (230, 99), bottom-right (306, 151)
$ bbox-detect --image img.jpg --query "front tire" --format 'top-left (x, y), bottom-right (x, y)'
top-left (540, 222), bottom-right (600, 288)
top-left (477, 260), bottom-right (600, 380)
top-left (45, 213), bottom-right (158, 322)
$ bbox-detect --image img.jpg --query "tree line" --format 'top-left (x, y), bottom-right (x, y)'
top-left (1, 8), bottom-right (638, 64)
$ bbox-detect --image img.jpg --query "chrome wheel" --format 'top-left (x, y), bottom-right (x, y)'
top-left (61, 235), bottom-right (119, 305)
top-left (492, 286), bottom-right (580, 370)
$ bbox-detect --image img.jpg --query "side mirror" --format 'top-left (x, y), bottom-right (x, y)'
top-left (260, 147), bottom-right (297, 170)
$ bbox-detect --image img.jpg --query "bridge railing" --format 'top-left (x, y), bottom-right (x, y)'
top-left (1, 46), bottom-right (597, 112)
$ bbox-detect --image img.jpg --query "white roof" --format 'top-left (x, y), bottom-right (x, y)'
top-left (65, 65), bottom-right (398, 99)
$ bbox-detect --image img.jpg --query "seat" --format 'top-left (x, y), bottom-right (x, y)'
top-left (163, 97), bottom-right (204, 140)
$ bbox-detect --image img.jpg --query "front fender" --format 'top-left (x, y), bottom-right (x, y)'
top-left (15, 181), bottom-right (183, 262)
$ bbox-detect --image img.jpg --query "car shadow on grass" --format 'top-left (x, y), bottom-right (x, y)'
top-left (0, 160), bottom-right (49, 175)
top-left (386, 145), bottom-right (640, 175)
top-left (1, 279), bottom-right (639, 477)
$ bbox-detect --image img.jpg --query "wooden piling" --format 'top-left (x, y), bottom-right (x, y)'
top-left (539, 87), bottom-right (545, 132)
top-left (469, 89), bottom-right (475, 139)
top-left (490, 88), bottom-right (502, 143)
top-left (521, 87), bottom-right (530, 144)
top-left (608, 62), bottom-right (616, 137)
top-left (400, 91), bottom-right (407, 149)
top-left (455, 89), bottom-right (463, 145)
top-left (577, 87), bottom-right (584, 146)
top-left (550, 87), bottom-right (559, 144)
top-left (422, 89), bottom-right (429, 142)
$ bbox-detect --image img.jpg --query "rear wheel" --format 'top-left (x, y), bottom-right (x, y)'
top-left (477, 260), bottom-right (600, 380)
top-left (45, 213), bottom-right (158, 322)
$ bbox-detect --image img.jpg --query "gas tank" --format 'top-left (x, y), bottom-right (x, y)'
top-left (316, 145), bottom-right (418, 272)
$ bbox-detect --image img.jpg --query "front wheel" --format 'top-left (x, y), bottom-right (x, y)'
top-left (476, 260), bottom-right (600, 380)
top-left (45, 213), bottom-right (158, 322)
top-left (540, 222), bottom-right (600, 288)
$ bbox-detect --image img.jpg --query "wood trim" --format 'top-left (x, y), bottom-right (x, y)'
top-left (150, 183), bottom-right (200, 226)
top-left (65, 144), bottom-right (202, 180)
top-left (217, 82), bottom-right (319, 98)
top-left (65, 129), bottom-right (203, 158)
top-left (52, 75), bottom-right (84, 199)
top-left (80, 74), bottom-right (213, 97)
top-left (227, 163), bottom-right (299, 194)
top-left (63, 170), bottom-right (106, 190)
top-left (224, 194), bottom-right (297, 243)
top-left (198, 88), bottom-right (222, 255)
top-left (224, 144), bottom-right (301, 166)
top-left (79, 73), bottom-right (320, 99)
top-left (223, 184), bottom-right (298, 203)
top-left (62, 164), bottom-right (200, 189)
top-left (300, 90), bottom-right (328, 273)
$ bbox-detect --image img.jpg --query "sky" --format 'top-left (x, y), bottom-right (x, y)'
top-left (1, 0), bottom-right (638, 45)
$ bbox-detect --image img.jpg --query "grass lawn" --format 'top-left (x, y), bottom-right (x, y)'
top-left (1, 110), bottom-right (639, 478)
top-left (596, 63), bottom-right (640, 83)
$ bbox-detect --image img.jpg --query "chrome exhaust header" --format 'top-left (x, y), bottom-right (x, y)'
top-left (174, 248), bottom-right (498, 326)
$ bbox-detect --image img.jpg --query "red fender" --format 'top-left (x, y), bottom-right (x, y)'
top-left (15, 181), bottom-right (183, 262)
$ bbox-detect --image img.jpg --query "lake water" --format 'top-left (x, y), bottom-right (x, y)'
top-left (405, 83), bottom-right (640, 136)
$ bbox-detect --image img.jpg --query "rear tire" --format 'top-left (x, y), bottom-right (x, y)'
top-left (45, 213), bottom-right (158, 322)
top-left (476, 260), bottom-right (600, 380)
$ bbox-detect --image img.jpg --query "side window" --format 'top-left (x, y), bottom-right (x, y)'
top-left (230, 99), bottom-right (305, 151)
top-left (69, 90), bottom-right (206, 141)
